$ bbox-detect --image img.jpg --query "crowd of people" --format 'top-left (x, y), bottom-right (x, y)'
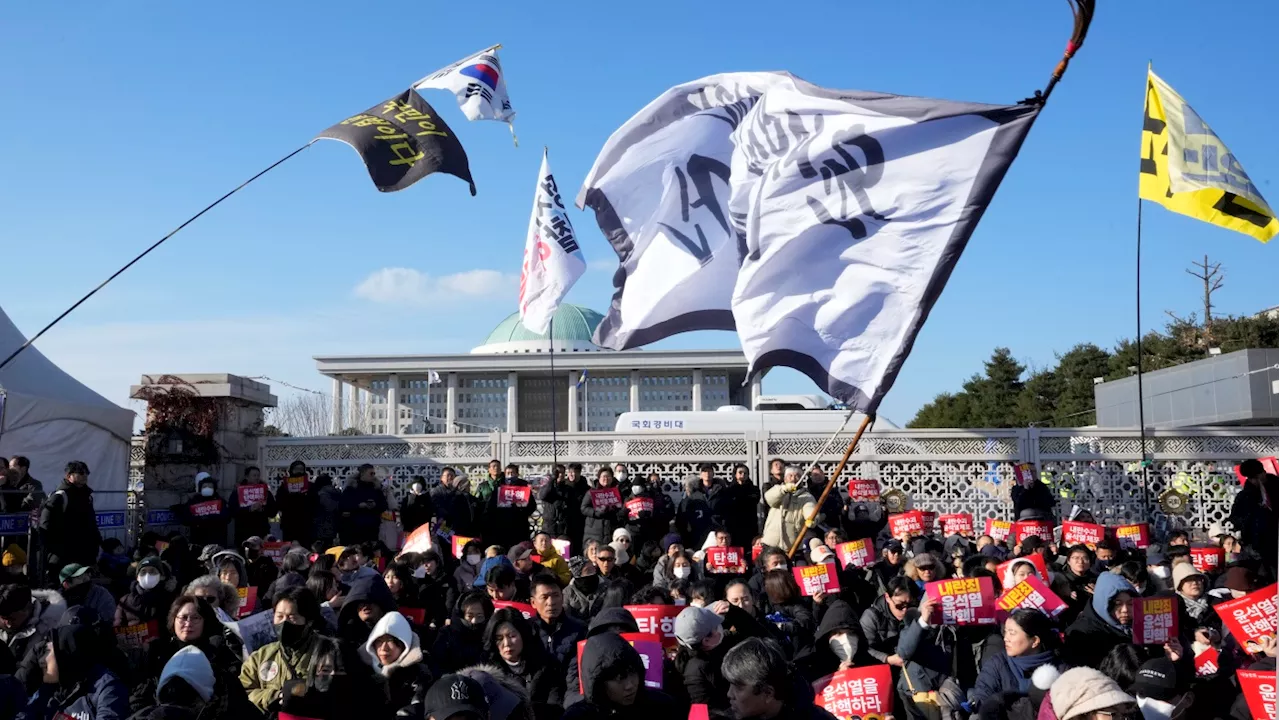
top-left (0, 455), bottom-right (1275, 720)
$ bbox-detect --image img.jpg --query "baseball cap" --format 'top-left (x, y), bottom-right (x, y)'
top-left (59, 563), bottom-right (91, 584)
top-left (883, 540), bottom-right (904, 554)
top-left (507, 543), bottom-right (533, 563)
top-left (423, 674), bottom-right (489, 720)
top-left (674, 606), bottom-right (723, 648)
top-left (1131, 658), bottom-right (1177, 701)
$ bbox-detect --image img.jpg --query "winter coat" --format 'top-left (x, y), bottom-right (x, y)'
top-left (0, 675), bottom-right (24, 720)
top-left (534, 612), bottom-right (587, 669)
top-left (312, 483), bottom-right (341, 545)
top-left (431, 483), bottom-right (478, 537)
top-left (794, 600), bottom-right (862, 682)
top-left (580, 485), bottom-right (628, 548)
top-left (115, 580), bottom-right (179, 628)
top-left (430, 608), bottom-right (489, 674)
top-left (39, 480), bottom-right (101, 567)
top-left (401, 490), bottom-right (433, 535)
top-left (762, 484), bottom-right (818, 551)
top-left (416, 566), bottom-right (453, 629)
top-left (1011, 481), bottom-right (1056, 521)
top-left (676, 489), bottom-right (715, 548)
top-left (337, 577), bottom-right (399, 665)
top-left (677, 604), bottom-right (767, 717)
top-left (563, 575), bottom-right (605, 620)
top-left (492, 648), bottom-right (566, 720)
top-left (62, 580), bottom-right (119, 626)
top-left (228, 481), bottom-right (276, 544)
top-left (458, 664), bottom-right (538, 720)
top-left (1049, 567), bottom-right (1096, 626)
top-left (721, 480), bottom-right (762, 549)
top-left (364, 612), bottom-right (435, 717)
top-left (562, 608), bottom-right (641, 708)
top-left (177, 491), bottom-right (231, 548)
top-left (536, 544), bottom-right (572, 586)
top-left (538, 479), bottom-right (578, 539)
top-left (969, 649), bottom-right (1063, 711)
top-left (859, 594), bottom-right (906, 664)
top-left (130, 631), bottom-right (247, 716)
top-left (486, 478), bottom-right (537, 550)
top-left (275, 475), bottom-right (314, 546)
top-left (564, 634), bottom-right (682, 720)
top-left (896, 608), bottom-right (964, 694)
top-left (2, 589), bottom-right (67, 693)
top-left (1063, 572), bottom-right (1136, 668)
top-left (623, 487), bottom-right (676, 550)
top-left (18, 625), bottom-right (130, 720)
top-left (238, 630), bottom-right (327, 712)
top-left (339, 480), bottom-right (388, 545)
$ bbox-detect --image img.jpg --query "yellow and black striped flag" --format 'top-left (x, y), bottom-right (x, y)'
top-left (1139, 67), bottom-right (1276, 242)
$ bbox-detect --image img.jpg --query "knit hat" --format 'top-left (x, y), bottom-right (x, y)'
top-left (1131, 658), bottom-right (1178, 702)
top-left (1050, 667), bottom-right (1135, 719)
top-left (1171, 562), bottom-right (1205, 593)
top-left (194, 471), bottom-right (214, 491)
top-left (1, 544), bottom-right (26, 567)
top-left (661, 533), bottom-right (683, 553)
top-left (612, 528), bottom-right (632, 543)
top-left (159, 646), bottom-right (215, 702)
top-left (1224, 566), bottom-right (1257, 592)
top-left (568, 556), bottom-right (590, 578)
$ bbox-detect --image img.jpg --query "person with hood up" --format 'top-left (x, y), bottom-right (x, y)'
top-left (364, 611), bottom-right (435, 716)
top-left (483, 608), bottom-right (565, 720)
top-left (1001, 557), bottom-right (1039, 592)
top-left (762, 466), bottom-right (819, 553)
top-left (431, 467), bottom-right (478, 538)
top-left (532, 532), bottom-right (571, 586)
top-left (1048, 667), bottom-right (1138, 720)
top-left (339, 465), bottom-right (388, 546)
top-left (276, 461), bottom-right (315, 546)
top-left (562, 607), bottom-right (640, 707)
top-left (58, 563), bottom-right (117, 625)
top-left (1064, 572), bottom-right (1138, 668)
top-left (968, 607), bottom-right (1065, 713)
top-left (453, 666), bottom-right (532, 720)
top-left (115, 557), bottom-right (179, 628)
top-left (431, 590), bottom-right (494, 673)
top-left (1, 582), bottom-right (68, 694)
top-left (177, 472), bottom-right (231, 548)
top-left (722, 637), bottom-right (838, 720)
top-left (336, 575), bottom-right (398, 667)
top-left (623, 471), bottom-right (674, 551)
top-left (18, 623), bottom-right (129, 720)
top-left (38, 460), bottom-right (102, 582)
top-left (228, 466), bottom-right (276, 546)
top-left (676, 474), bottom-right (715, 549)
top-left (239, 586), bottom-right (328, 713)
top-left (563, 633), bottom-right (681, 720)
top-left (793, 599), bottom-right (863, 682)
top-left (581, 467), bottom-right (629, 550)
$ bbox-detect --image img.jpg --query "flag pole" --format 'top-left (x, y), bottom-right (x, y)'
top-left (548, 318), bottom-right (559, 466)
top-left (0, 141), bottom-right (316, 373)
top-left (786, 413), bottom-right (874, 559)
top-left (1135, 195), bottom-right (1151, 513)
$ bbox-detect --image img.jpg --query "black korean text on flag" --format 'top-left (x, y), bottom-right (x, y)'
top-left (316, 89), bottom-right (476, 194)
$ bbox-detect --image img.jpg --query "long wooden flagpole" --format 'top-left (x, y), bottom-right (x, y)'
top-left (786, 413), bottom-right (874, 559)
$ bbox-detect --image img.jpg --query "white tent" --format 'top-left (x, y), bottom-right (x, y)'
top-left (0, 309), bottom-right (134, 514)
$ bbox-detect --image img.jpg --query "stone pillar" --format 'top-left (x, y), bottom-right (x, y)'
top-left (331, 377), bottom-right (343, 435)
top-left (750, 375), bottom-right (763, 409)
top-left (346, 383), bottom-right (359, 431)
top-left (630, 370), bottom-right (641, 412)
top-left (446, 373), bottom-right (458, 433)
top-left (387, 373), bottom-right (399, 435)
top-left (507, 372), bottom-right (519, 433)
top-left (692, 369), bottom-right (704, 412)
top-left (567, 371), bottom-right (579, 432)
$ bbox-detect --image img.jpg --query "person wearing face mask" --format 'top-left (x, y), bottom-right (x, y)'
top-left (793, 599), bottom-right (864, 682)
top-left (1146, 550), bottom-right (1174, 593)
top-left (115, 556), bottom-right (179, 628)
top-left (176, 472), bottom-right (232, 548)
top-left (623, 470), bottom-right (674, 551)
top-left (485, 463), bottom-right (536, 552)
top-left (240, 587), bottom-right (328, 713)
top-left (401, 475), bottom-right (434, 535)
top-left (454, 540), bottom-right (486, 593)
top-left (430, 590), bottom-right (495, 673)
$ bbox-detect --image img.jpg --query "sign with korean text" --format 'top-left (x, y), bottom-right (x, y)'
top-left (1215, 584), bottom-right (1279, 652)
top-left (835, 539), bottom-right (875, 570)
top-left (626, 497), bottom-right (654, 520)
top-left (1012, 519), bottom-right (1053, 544)
top-left (689, 705), bottom-right (709, 720)
top-left (235, 610), bottom-right (279, 654)
top-left (705, 546), bottom-right (745, 573)
top-left (793, 562), bottom-right (841, 597)
top-left (925, 577), bottom-right (997, 626)
top-left (984, 518), bottom-right (1012, 542)
top-left (552, 538), bottom-right (572, 558)
top-left (996, 574), bottom-right (1066, 618)
top-left (847, 478), bottom-right (881, 502)
top-left (918, 510), bottom-right (937, 531)
top-left (451, 535), bottom-right (478, 560)
top-left (996, 554), bottom-right (1049, 585)
top-left (623, 605), bottom-right (682, 648)
top-left (1190, 546), bottom-right (1225, 574)
top-left (628, 418), bottom-right (686, 430)
top-left (887, 511), bottom-right (924, 538)
top-left (1194, 647), bottom-right (1220, 678)
top-left (492, 600), bottom-right (536, 620)
top-left (284, 476), bottom-right (309, 494)
top-left (1238, 669), bottom-right (1278, 720)
top-left (401, 524), bottom-right (435, 554)
top-left (400, 607), bottom-right (427, 626)
top-left (939, 513), bottom-right (973, 536)
top-left (114, 620), bottom-right (160, 652)
top-left (190, 499), bottom-right (224, 518)
top-left (262, 541), bottom-right (290, 567)
top-left (1114, 522), bottom-right (1151, 550)
top-left (237, 586), bottom-right (258, 619)
top-left (578, 633), bottom-right (664, 692)
top-left (1133, 596), bottom-right (1178, 645)
top-left (237, 484), bottom-right (269, 506)
top-left (589, 487), bottom-right (623, 511)
top-left (1062, 520), bottom-right (1104, 549)
top-left (1013, 463), bottom-right (1037, 485)
top-left (496, 485), bottom-right (532, 508)
top-left (812, 665), bottom-right (892, 720)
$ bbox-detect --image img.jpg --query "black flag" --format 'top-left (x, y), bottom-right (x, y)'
top-left (317, 89), bottom-right (476, 194)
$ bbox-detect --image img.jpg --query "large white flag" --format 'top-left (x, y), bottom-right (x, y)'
top-left (578, 72), bottom-right (1040, 412)
top-left (519, 149), bottom-right (585, 334)
top-left (414, 46), bottom-right (516, 124)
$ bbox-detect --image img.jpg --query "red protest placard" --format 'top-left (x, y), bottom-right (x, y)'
top-left (984, 518), bottom-right (1012, 542)
top-left (1215, 584), bottom-right (1280, 652)
top-left (1133, 596), bottom-right (1178, 645)
top-left (688, 705), bottom-right (709, 720)
top-left (888, 511), bottom-right (924, 538)
top-left (623, 605), bottom-right (683, 648)
top-left (1194, 647), bottom-right (1220, 678)
top-left (236, 586), bottom-right (258, 618)
top-left (812, 665), bottom-right (893, 720)
top-left (705, 546), bottom-right (746, 573)
top-left (1114, 522), bottom-right (1150, 550)
top-left (114, 620), bottom-right (160, 652)
top-left (496, 485), bottom-right (532, 508)
top-left (835, 539), bottom-right (875, 570)
top-left (262, 541), bottom-right (289, 567)
top-left (190, 499), bottom-right (223, 518)
top-left (846, 478), bottom-right (881, 502)
top-left (492, 600), bottom-right (536, 620)
top-left (589, 487), bottom-right (622, 512)
top-left (400, 607), bottom-right (427, 626)
top-left (552, 538), bottom-right (572, 558)
top-left (284, 476), bottom-right (309, 494)
top-left (626, 497), bottom-right (654, 520)
top-left (925, 577), bottom-right (998, 626)
top-left (1012, 520), bottom-right (1053, 544)
top-left (793, 562), bottom-right (841, 597)
top-left (1190, 546), bottom-right (1225, 574)
top-left (1062, 520), bottom-right (1104, 549)
top-left (401, 524), bottom-right (435, 554)
top-left (237, 484), bottom-right (269, 506)
top-left (1014, 463), bottom-right (1037, 485)
top-left (919, 510), bottom-right (937, 531)
top-left (451, 535), bottom-right (478, 560)
top-left (578, 633), bottom-right (664, 692)
top-left (996, 574), bottom-right (1066, 618)
top-left (1238, 669), bottom-right (1278, 720)
top-left (939, 513), bottom-right (973, 536)
top-left (996, 554), bottom-right (1049, 586)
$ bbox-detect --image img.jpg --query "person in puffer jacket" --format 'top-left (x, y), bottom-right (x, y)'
top-left (18, 623), bottom-right (130, 720)
top-left (364, 611), bottom-right (434, 717)
top-left (562, 633), bottom-right (682, 720)
top-left (129, 645), bottom-right (263, 720)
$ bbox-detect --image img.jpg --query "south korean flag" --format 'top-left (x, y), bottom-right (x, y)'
top-left (414, 45), bottom-right (516, 125)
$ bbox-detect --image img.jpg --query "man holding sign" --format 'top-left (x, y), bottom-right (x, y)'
top-left (487, 463), bottom-right (536, 550)
top-left (229, 466), bottom-right (276, 544)
top-left (178, 471), bottom-right (230, 547)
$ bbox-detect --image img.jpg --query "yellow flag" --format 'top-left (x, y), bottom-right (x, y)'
top-left (1139, 67), bottom-right (1277, 242)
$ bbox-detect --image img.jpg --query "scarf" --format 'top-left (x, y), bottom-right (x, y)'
top-left (1006, 650), bottom-right (1055, 694)
top-left (1181, 593), bottom-right (1210, 619)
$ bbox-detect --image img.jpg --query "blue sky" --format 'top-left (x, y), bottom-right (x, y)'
top-left (2, 1), bottom-right (1276, 427)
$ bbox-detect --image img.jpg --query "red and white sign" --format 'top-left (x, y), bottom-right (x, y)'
top-left (847, 478), bottom-right (881, 502)
top-left (237, 484), bottom-right (269, 506)
top-left (888, 511), bottom-right (924, 538)
top-left (1133, 596), bottom-right (1178, 645)
top-left (590, 487), bottom-right (623, 511)
top-left (835, 539), bottom-right (875, 570)
top-left (400, 607), bottom-right (427, 626)
top-left (261, 541), bottom-right (289, 567)
top-left (996, 574), bottom-right (1066, 618)
top-left (492, 600), bottom-right (536, 620)
top-left (1238, 669), bottom-right (1278, 720)
top-left (1190, 546), bottom-right (1225, 574)
top-left (114, 620), bottom-right (160, 652)
top-left (812, 665), bottom-right (892, 720)
top-left (793, 562), bottom-right (841, 597)
top-left (190, 499), bottom-right (224, 518)
top-left (1215, 584), bottom-right (1280, 652)
top-left (623, 605), bottom-right (683, 648)
top-left (996, 554), bottom-right (1049, 586)
top-left (1014, 463), bottom-right (1037, 486)
top-left (705, 546), bottom-right (745, 573)
top-left (401, 524), bottom-right (435, 554)
top-left (451, 535), bottom-right (478, 560)
top-left (925, 576), bottom-right (997, 626)
top-left (1114, 522), bottom-right (1150, 550)
top-left (552, 538), bottom-right (572, 558)
top-left (1194, 646), bottom-right (1220, 678)
top-left (919, 510), bottom-right (937, 531)
top-left (1012, 519), bottom-right (1053, 544)
top-left (496, 485), bottom-right (532, 508)
top-left (284, 476), bottom-right (309, 494)
top-left (984, 518), bottom-right (1012, 542)
top-left (237, 586), bottom-right (258, 618)
top-left (1062, 520), bottom-right (1104, 549)
top-left (939, 513), bottom-right (973, 536)
top-left (626, 497), bottom-right (654, 520)
top-left (578, 633), bottom-right (664, 692)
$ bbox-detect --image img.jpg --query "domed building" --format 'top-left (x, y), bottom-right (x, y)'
top-left (315, 304), bottom-right (753, 434)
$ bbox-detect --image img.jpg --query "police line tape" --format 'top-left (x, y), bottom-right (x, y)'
top-left (0, 509), bottom-right (176, 534)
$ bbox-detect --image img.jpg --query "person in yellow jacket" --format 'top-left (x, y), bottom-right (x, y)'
top-left (762, 465), bottom-right (820, 551)
top-left (533, 531), bottom-right (572, 585)
top-left (239, 586), bottom-right (328, 712)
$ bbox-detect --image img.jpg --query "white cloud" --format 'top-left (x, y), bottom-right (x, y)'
top-left (353, 268), bottom-right (515, 306)
top-left (587, 258), bottom-right (617, 273)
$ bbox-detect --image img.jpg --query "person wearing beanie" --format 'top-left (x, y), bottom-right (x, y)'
top-left (1050, 667), bottom-right (1137, 719)
top-left (178, 471), bottom-right (232, 548)
top-left (157, 645), bottom-right (216, 703)
top-left (21, 624), bottom-right (130, 720)
top-left (624, 471), bottom-right (675, 552)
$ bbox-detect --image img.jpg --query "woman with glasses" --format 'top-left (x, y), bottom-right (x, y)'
top-left (969, 608), bottom-right (1066, 713)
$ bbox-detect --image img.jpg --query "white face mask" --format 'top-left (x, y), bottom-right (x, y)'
top-left (200, 486), bottom-right (214, 497)
top-left (413, 566), bottom-right (427, 579)
top-left (138, 573), bottom-right (161, 590)
top-left (617, 471), bottom-right (629, 481)
top-left (828, 634), bottom-right (856, 662)
top-left (1192, 640), bottom-right (1211, 657)
top-left (1151, 566), bottom-right (1171, 579)
top-left (411, 484), bottom-right (425, 495)
top-left (673, 566), bottom-right (691, 579)
top-left (631, 485), bottom-right (645, 496)
top-left (466, 554), bottom-right (482, 566)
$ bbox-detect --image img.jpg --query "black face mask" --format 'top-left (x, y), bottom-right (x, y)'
top-left (276, 621), bottom-right (312, 649)
top-left (576, 574), bottom-right (600, 593)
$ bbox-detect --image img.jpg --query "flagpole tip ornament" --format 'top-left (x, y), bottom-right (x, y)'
top-left (1032, 0), bottom-right (1096, 105)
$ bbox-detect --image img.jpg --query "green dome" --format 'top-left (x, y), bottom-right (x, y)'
top-left (474, 305), bottom-right (605, 352)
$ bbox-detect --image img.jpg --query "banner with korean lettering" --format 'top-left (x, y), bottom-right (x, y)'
top-left (705, 546), bottom-right (746, 573)
top-left (492, 600), bottom-right (536, 620)
top-left (623, 605), bottom-right (682, 648)
top-left (237, 586), bottom-right (258, 619)
top-left (835, 539), bottom-right (875, 570)
top-left (925, 577), bottom-right (997, 626)
top-left (984, 518), bottom-right (1012, 542)
top-left (578, 633), bottom-right (664, 693)
top-left (1215, 584), bottom-right (1279, 652)
top-left (888, 511), bottom-right (924, 538)
top-left (190, 499), bottom-right (224, 518)
top-left (1194, 647), bottom-right (1220, 678)
top-left (496, 485), bottom-right (532, 508)
top-left (115, 620), bottom-right (160, 653)
top-left (996, 574), bottom-right (1066, 618)
top-left (1133, 596), bottom-right (1178, 645)
top-left (1190, 546), bottom-right (1225, 574)
top-left (918, 510), bottom-right (937, 532)
top-left (237, 484), bottom-right (269, 506)
top-left (284, 476), bottom-right (309, 494)
top-left (996, 554), bottom-right (1048, 584)
top-left (262, 541), bottom-right (290, 567)
top-left (812, 665), bottom-right (893, 720)
top-left (1062, 520), bottom-right (1104, 549)
top-left (1013, 463), bottom-right (1037, 486)
top-left (401, 524), bottom-right (436, 555)
top-left (793, 562), bottom-right (841, 597)
top-left (1012, 519), bottom-right (1053, 544)
top-left (451, 535), bottom-right (478, 560)
top-left (1114, 522), bottom-right (1150, 550)
top-left (939, 513), bottom-right (973, 536)
top-left (626, 497), bottom-right (654, 520)
top-left (1238, 669), bottom-right (1278, 720)
top-left (847, 479), bottom-right (881, 502)
top-left (519, 148), bottom-right (586, 335)
top-left (316, 88), bottom-right (476, 195)
top-left (590, 488), bottom-right (622, 512)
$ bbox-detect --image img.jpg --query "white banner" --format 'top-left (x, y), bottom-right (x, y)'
top-left (414, 46), bottom-right (515, 124)
top-left (519, 149), bottom-right (585, 334)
